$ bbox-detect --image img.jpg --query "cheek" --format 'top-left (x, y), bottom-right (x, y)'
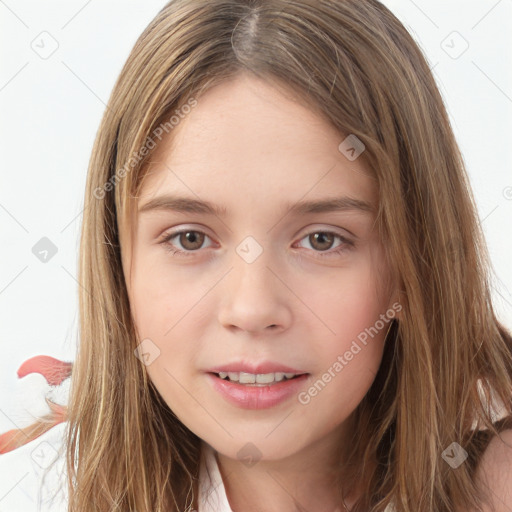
top-left (129, 255), bottom-right (206, 337)
top-left (131, 268), bottom-right (205, 421)
top-left (128, 265), bottom-right (207, 408)
top-left (302, 257), bottom-right (388, 345)
top-left (312, 294), bottom-right (387, 388)
top-left (299, 260), bottom-right (389, 397)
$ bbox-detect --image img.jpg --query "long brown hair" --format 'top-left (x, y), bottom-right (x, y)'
top-left (63, 0), bottom-right (512, 510)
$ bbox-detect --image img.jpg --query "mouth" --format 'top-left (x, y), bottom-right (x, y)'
top-left (206, 371), bottom-right (311, 409)
top-left (210, 371), bottom-right (308, 386)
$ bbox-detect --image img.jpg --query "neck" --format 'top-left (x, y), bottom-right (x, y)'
top-left (214, 425), bottom-right (351, 512)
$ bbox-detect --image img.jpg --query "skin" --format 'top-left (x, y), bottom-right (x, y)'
top-left (120, 72), bottom-right (401, 512)
top-left (472, 429), bottom-right (512, 512)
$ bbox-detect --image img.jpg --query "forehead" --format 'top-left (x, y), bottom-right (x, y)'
top-left (136, 73), bottom-right (377, 218)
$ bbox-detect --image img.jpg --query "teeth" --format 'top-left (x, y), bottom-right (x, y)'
top-left (256, 373), bottom-right (274, 384)
top-left (216, 371), bottom-right (301, 384)
top-left (240, 372), bottom-right (256, 384)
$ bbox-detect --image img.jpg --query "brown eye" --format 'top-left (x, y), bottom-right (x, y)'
top-left (178, 231), bottom-right (205, 250)
top-left (308, 232), bottom-right (335, 251)
top-left (159, 229), bottom-right (213, 256)
top-left (296, 230), bottom-right (354, 258)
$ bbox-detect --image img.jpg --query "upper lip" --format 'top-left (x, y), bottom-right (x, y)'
top-left (207, 361), bottom-right (308, 375)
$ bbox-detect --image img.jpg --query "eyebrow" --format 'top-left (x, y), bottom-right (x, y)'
top-left (138, 194), bottom-right (374, 217)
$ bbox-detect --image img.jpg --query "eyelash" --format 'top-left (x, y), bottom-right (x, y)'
top-left (158, 228), bottom-right (354, 259)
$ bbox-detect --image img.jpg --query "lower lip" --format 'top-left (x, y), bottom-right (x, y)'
top-left (206, 373), bottom-right (310, 410)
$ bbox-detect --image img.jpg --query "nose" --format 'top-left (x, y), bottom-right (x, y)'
top-left (217, 250), bottom-right (292, 335)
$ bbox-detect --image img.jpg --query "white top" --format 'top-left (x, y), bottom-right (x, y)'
top-left (198, 441), bottom-right (397, 512)
top-left (199, 441), bottom-right (233, 511)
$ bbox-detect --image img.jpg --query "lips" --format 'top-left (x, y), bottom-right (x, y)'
top-left (206, 361), bottom-right (307, 375)
top-left (207, 372), bottom-right (310, 409)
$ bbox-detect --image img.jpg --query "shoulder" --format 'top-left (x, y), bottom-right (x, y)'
top-left (472, 428), bottom-right (512, 511)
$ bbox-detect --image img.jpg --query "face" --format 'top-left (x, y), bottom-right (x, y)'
top-left (120, 73), bottom-right (399, 462)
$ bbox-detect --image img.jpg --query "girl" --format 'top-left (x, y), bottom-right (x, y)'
top-left (64, 0), bottom-right (512, 511)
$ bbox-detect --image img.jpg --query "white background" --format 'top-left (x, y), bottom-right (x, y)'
top-left (0, 1), bottom-right (511, 509)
